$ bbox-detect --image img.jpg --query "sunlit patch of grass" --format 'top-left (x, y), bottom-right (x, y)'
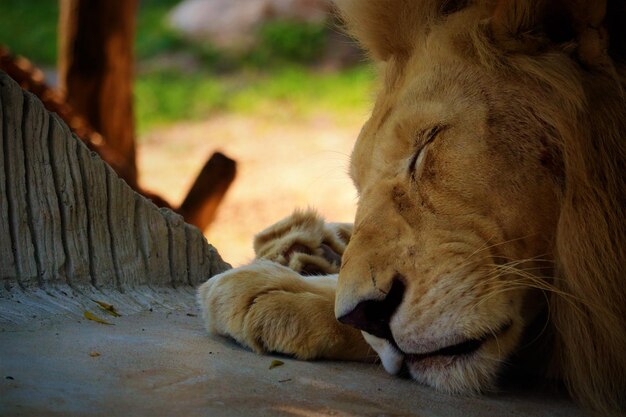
top-left (135, 70), bottom-right (224, 130)
top-left (135, 65), bottom-right (375, 134)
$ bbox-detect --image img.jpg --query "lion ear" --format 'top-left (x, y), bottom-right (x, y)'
top-left (334, 0), bottom-right (442, 61)
top-left (491, 0), bottom-right (625, 66)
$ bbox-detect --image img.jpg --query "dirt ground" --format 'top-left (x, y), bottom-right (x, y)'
top-left (138, 113), bottom-right (364, 267)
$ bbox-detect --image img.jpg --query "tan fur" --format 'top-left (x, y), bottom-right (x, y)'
top-left (197, 258), bottom-right (371, 360)
top-left (253, 209), bottom-right (351, 275)
top-left (199, 1), bottom-right (625, 414)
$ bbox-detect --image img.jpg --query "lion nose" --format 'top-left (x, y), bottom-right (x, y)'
top-left (337, 278), bottom-right (405, 340)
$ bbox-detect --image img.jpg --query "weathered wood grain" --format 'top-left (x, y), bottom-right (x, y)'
top-left (0, 74), bottom-right (16, 285)
top-left (0, 71), bottom-right (229, 298)
top-left (0, 72), bottom-right (37, 286)
top-left (22, 92), bottom-right (65, 286)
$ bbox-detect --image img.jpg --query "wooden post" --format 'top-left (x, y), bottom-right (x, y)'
top-left (178, 152), bottom-right (237, 232)
top-left (58, 0), bottom-right (139, 188)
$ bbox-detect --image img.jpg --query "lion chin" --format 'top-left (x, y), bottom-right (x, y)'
top-left (362, 321), bottom-right (522, 395)
top-left (198, 0), bottom-right (626, 415)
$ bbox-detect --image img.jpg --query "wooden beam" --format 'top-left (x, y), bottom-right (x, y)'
top-left (58, 0), bottom-right (139, 188)
top-left (178, 152), bottom-right (237, 232)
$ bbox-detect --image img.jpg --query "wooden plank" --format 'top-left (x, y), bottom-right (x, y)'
top-left (1, 73), bottom-right (37, 286)
top-left (75, 139), bottom-right (116, 287)
top-left (0, 74), bottom-right (16, 283)
top-left (135, 196), bottom-right (170, 287)
top-left (105, 165), bottom-right (144, 289)
top-left (48, 114), bottom-right (90, 286)
top-left (163, 210), bottom-right (188, 288)
top-left (0, 72), bottom-right (231, 294)
top-left (22, 92), bottom-right (65, 285)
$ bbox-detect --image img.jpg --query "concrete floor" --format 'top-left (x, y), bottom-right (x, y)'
top-left (1, 296), bottom-right (589, 417)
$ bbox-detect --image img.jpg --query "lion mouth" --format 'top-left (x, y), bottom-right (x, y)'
top-left (403, 321), bottom-right (512, 368)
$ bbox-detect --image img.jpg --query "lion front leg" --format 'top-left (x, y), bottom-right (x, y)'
top-left (197, 260), bottom-right (371, 361)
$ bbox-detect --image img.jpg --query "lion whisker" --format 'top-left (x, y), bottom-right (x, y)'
top-left (472, 282), bottom-right (587, 319)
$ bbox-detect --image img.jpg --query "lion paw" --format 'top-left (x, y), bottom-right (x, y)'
top-left (197, 260), bottom-right (370, 361)
top-left (253, 209), bottom-right (352, 275)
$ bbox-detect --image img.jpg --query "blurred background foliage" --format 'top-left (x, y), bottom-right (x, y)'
top-left (0, 0), bottom-right (374, 135)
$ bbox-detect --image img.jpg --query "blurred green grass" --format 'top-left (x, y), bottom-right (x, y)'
top-left (0, 0), bottom-right (59, 66)
top-left (0, 0), bottom-right (373, 134)
top-left (0, 0), bottom-right (183, 65)
top-left (135, 66), bottom-right (374, 132)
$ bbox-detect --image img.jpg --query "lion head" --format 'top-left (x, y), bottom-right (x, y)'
top-left (332, 0), bottom-right (626, 413)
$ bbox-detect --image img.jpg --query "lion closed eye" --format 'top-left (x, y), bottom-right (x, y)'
top-left (199, 1), bottom-right (626, 415)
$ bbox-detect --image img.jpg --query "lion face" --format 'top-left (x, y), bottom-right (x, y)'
top-left (334, 25), bottom-right (564, 393)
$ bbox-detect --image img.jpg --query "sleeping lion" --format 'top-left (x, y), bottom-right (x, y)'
top-left (198, 0), bottom-right (626, 414)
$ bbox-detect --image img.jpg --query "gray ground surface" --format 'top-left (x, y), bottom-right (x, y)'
top-left (1, 295), bottom-right (589, 417)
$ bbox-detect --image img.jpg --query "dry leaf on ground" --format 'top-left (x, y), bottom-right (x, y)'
top-left (84, 311), bottom-right (114, 325)
top-left (269, 360), bottom-right (285, 370)
top-left (94, 301), bottom-right (121, 317)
